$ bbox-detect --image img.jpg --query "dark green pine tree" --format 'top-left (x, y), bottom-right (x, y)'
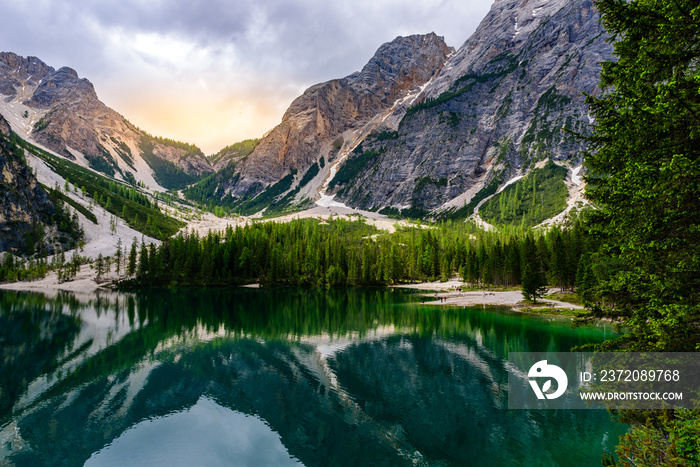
top-left (549, 230), bottom-right (568, 292)
top-left (585, 0), bottom-right (700, 351)
top-left (95, 254), bottom-right (104, 281)
top-left (575, 254), bottom-right (597, 305)
top-left (114, 238), bottom-right (122, 275)
top-left (127, 238), bottom-right (138, 276)
top-left (148, 243), bottom-right (158, 281)
top-left (521, 235), bottom-right (546, 303)
top-left (138, 242), bottom-right (149, 277)
top-left (584, 1), bottom-right (700, 465)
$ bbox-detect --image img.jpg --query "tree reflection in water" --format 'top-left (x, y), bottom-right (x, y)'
top-left (0, 288), bottom-right (624, 466)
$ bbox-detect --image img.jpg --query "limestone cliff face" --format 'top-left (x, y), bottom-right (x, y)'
top-left (0, 53), bottom-right (213, 190)
top-left (0, 53), bottom-right (53, 97)
top-left (0, 115), bottom-right (63, 254)
top-left (0, 114), bottom-right (10, 138)
top-left (208, 139), bottom-right (260, 172)
top-left (334, 0), bottom-right (613, 213)
top-left (223, 33), bottom-right (454, 199)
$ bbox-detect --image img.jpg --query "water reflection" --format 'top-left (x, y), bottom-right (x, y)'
top-left (0, 288), bottom-right (624, 466)
top-left (86, 396), bottom-right (302, 467)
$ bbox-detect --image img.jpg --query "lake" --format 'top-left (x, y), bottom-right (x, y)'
top-left (0, 287), bottom-right (625, 466)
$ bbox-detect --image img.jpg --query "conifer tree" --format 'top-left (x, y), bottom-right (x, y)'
top-left (549, 231), bottom-right (567, 292)
top-left (95, 254), bottom-right (104, 280)
top-left (584, 1), bottom-right (700, 463)
top-left (128, 238), bottom-right (138, 276)
top-left (114, 238), bottom-right (122, 275)
top-left (138, 242), bottom-right (149, 277)
top-left (585, 0), bottom-right (700, 350)
top-left (521, 235), bottom-right (546, 303)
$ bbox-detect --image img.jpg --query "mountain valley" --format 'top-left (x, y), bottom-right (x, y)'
top-left (0, 0), bottom-right (613, 265)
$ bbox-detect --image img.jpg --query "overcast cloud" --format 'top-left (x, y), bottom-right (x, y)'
top-left (0, 0), bottom-right (494, 154)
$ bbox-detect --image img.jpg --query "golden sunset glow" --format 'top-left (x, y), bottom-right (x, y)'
top-left (1, 0), bottom-right (492, 154)
top-left (108, 91), bottom-right (291, 155)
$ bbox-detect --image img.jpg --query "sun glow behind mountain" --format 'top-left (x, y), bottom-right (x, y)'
top-left (0, 0), bottom-right (494, 154)
top-left (106, 80), bottom-right (299, 156)
top-left (97, 29), bottom-right (301, 154)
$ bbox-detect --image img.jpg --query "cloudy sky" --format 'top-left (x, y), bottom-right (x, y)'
top-left (1, 0), bottom-right (494, 154)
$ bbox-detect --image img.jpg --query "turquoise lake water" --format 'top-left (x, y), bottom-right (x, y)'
top-left (0, 287), bottom-right (625, 466)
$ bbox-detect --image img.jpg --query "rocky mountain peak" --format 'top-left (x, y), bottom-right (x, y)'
top-left (0, 53), bottom-right (53, 78)
top-left (56, 66), bottom-right (79, 78)
top-left (0, 52), bottom-right (54, 97)
top-left (348, 33), bottom-right (454, 98)
top-left (331, 0), bottom-right (613, 215)
top-left (225, 33), bottom-right (453, 200)
top-left (425, 0), bottom-right (576, 99)
top-left (29, 65), bottom-right (97, 109)
top-left (0, 53), bottom-right (214, 190)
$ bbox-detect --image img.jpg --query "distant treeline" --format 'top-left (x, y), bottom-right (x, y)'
top-left (120, 218), bottom-right (590, 292)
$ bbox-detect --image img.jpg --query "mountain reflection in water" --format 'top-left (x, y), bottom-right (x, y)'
top-left (0, 287), bottom-right (625, 466)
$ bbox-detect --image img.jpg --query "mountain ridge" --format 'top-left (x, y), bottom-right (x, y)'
top-left (1, 0), bottom-right (613, 227)
top-left (216, 33), bottom-right (454, 203)
top-left (187, 0), bottom-right (612, 220)
top-left (330, 0), bottom-right (612, 215)
top-left (0, 53), bottom-right (214, 191)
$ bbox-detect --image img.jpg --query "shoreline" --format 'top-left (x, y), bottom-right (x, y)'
top-left (1, 275), bottom-right (585, 316)
top-left (0, 269), bottom-right (105, 294)
top-left (392, 280), bottom-right (585, 315)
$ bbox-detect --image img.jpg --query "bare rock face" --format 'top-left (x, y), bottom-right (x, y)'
top-left (0, 114), bottom-right (10, 137)
top-left (208, 139), bottom-right (260, 172)
top-left (150, 140), bottom-right (214, 175)
top-left (0, 114), bottom-right (65, 254)
top-left (0, 53), bottom-right (53, 97)
top-left (29, 67), bottom-right (120, 162)
top-left (0, 53), bottom-right (213, 190)
top-left (223, 33), bottom-right (454, 199)
top-left (334, 0), bottom-right (613, 213)
top-left (29, 67), bottom-right (94, 109)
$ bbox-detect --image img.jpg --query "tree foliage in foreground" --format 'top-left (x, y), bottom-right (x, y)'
top-left (585, 0), bottom-right (700, 351)
top-left (584, 0), bottom-right (700, 465)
